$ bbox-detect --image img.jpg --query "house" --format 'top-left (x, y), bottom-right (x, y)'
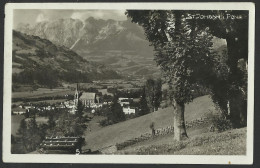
top-left (103, 101), bottom-right (112, 105)
top-left (123, 106), bottom-right (136, 115)
top-left (24, 105), bottom-right (34, 110)
top-left (89, 103), bottom-right (103, 109)
top-left (12, 107), bottom-right (27, 115)
top-left (118, 98), bottom-right (133, 107)
top-left (64, 100), bottom-right (74, 109)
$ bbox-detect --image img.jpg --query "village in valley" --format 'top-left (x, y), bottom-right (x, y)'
top-left (12, 79), bottom-right (145, 116)
top-left (11, 77), bottom-right (163, 154)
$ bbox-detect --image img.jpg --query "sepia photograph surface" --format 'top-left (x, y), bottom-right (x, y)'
top-left (3, 2), bottom-right (255, 164)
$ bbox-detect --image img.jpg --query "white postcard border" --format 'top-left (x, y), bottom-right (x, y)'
top-left (3, 2), bottom-right (255, 164)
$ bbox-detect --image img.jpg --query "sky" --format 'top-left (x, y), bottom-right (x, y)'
top-left (13, 9), bottom-right (127, 28)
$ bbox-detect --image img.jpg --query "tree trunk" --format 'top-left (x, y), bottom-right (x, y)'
top-left (229, 89), bottom-right (247, 128)
top-left (173, 100), bottom-right (188, 141)
top-left (180, 102), bottom-right (188, 138)
top-left (226, 34), bottom-right (247, 128)
top-left (226, 35), bottom-right (239, 79)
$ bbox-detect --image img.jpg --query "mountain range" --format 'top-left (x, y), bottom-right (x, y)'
top-left (15, 17), bottom-right (227, 80)
top-left (16, 17), bottom-right (159, 77)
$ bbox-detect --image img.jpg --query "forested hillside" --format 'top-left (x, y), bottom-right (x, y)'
top-left (12, 30), bottom-right (120, 88)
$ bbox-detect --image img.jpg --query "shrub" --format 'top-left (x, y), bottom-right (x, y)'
top-left (210, 115), bottom-right (233, 132)
top-left (99, 119), bottom-right (110, 127)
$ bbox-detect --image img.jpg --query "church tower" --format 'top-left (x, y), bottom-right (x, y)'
top-left (73, 83), bottom-right (79, 114)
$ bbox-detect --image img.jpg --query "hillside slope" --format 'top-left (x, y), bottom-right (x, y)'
top-left (83, 95), bottom-right (216, 151)
top-left (118, 127), bottom-right (246, 155)
top-left (12, 30), bottom-right (120, 87)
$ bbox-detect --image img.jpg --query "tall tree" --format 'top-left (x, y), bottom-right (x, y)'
top-left (145, 78), bottom-right (162, 112)
top-left (76, 100), bottom-right (84, 118)
top-left (138, 87), bottom-right (150, 116)
top-left (16, 119), bottom-right (28, 151)
top-left (16, 117), bottom-right (42, 152)
top-left (193, 11), bottom-right (248, 127)
top-left (48, 112), bottom-right (56, 129)
top-left (110, 96), bottom-right (126, 123)
top-left (26, 117), bottom-right (41, 151)
top-left (127, 10), bottom-right (216, 140)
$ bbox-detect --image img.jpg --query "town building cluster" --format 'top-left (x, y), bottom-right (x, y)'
top-left (12, 84), bottom-right (138, 116)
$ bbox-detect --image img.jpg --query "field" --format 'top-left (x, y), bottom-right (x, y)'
top-left (81, 50), bottom-right (160, 78)
top-left (98, 89), bottom-right (113, 96)
top-left (31, 99), bottom-right (67, 104)
top-left (83, 95), bottom-right (216, 151)
top-left (12, 88), bottom-right (74, 99)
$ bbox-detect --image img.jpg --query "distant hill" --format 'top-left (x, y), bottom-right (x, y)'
top-left (16, 18), bottom-right (159, 78)
top-left (12, 30), bottom-right (120, 88)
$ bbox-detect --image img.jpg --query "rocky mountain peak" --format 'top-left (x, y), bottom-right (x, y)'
top-left (15, 17), bottom-right (152, 53)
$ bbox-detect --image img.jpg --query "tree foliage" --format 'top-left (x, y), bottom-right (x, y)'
top-left (76, 99), bottom-right (84, 118)
top-left (109, 96), bottom-right (126, 123)
top-left (138, 87), bottom-right (150, 116)
top-left (145, 78), bottom-right (162, 112)
top-left (127, 11), bottom-right (215, 104)
top-left (49, 110), bottom-right (84, 137)
top-left (126, 10), bottom-right (248, 128)
top-left (15, 117), bottom-right (43, 153)
top-left (48, 112), bottom-right (56, 129)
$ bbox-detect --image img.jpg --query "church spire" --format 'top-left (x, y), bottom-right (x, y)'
top-left (75, 83), bottom-right (79, 99)
top-left (73, 83), bottom-right (80, 114)
top-left (76, 83), bottom-right (79, 92)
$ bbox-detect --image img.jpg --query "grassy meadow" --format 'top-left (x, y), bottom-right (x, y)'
top-left (118, 128), bottom-right (246, 155)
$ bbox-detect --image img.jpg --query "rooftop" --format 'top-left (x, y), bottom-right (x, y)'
top-left (80, 92), bottom-right (96, 100)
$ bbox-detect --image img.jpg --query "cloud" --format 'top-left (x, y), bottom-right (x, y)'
top-left (14, 9), bottom-right (127, 28)
top-left (71, 12), bottom-right (85, 21)
top-left (36, 13), bottom-right (49, 22)
top-left (70, 10), bottom-right (127, 22)
top-left (113, 10), bottom-right (126, 18)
